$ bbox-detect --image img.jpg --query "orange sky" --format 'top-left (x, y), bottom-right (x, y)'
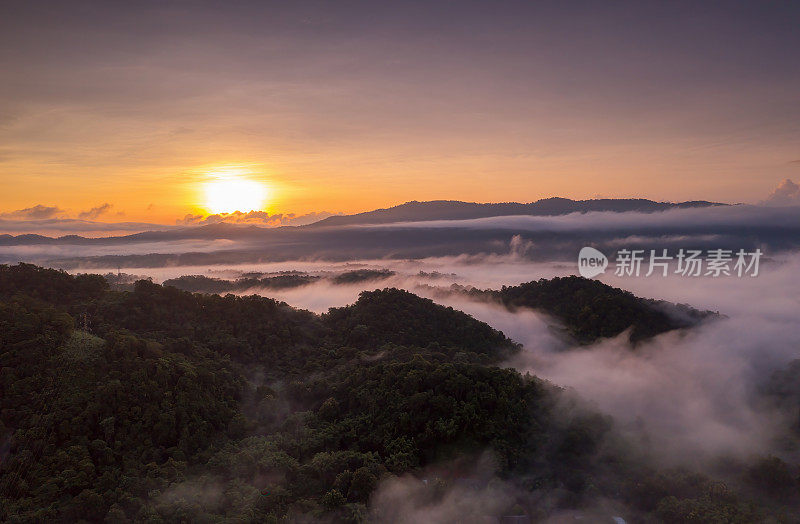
top-left (1, 2), bottom-right (799, 224)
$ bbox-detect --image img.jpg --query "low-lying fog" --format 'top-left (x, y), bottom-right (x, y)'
top-left (81, 251), bottom-right (800, 469)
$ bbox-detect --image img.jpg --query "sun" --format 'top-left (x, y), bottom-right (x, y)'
top-left (202, 167), bottom-right (268, 214)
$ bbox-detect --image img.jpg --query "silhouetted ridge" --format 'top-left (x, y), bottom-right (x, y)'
top-left (310, 197), bottom-right (725, 227)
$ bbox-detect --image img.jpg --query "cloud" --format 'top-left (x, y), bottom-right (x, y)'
top-left (177, 210), bottom-right (340, 227)
top-left (762, 178), bottom-right (800, 206)
top-left (95, 250), bottom-right (800, 470)
top-left (369, 454), bottom-right (520, 523)
top-left (251, 253), bottom-right (800, 468)
top-left (3, 203), bottom-right (130, 224)
top-left (1, 204), bottom-right (65, 220)
top-left (370, 467), bottom-right (625, 524)
top-left (504, 253), bottom-right (800, 466)
top-left (0, 239), bottom-right (238, 264)
top-left (78, 202), bottom-right (113, 219)
top-left (5, 204), bottom-right (800, 269)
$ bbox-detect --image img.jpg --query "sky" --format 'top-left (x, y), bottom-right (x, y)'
top-left (1, 0), bottom-right (799, 224)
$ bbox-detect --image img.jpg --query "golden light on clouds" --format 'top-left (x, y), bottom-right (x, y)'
top-left (202, 166), bottom-right (270, 214)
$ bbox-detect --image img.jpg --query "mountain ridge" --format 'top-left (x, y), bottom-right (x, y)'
top-left (0, 198), bottom-right (726, 244)
top-left (308, 197), bottom-right (725, 227)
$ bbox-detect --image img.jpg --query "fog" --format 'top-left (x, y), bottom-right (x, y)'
top-left (90, 250), bottom-right (800, 470)
top-left (448, 255), bottom-right (800, 465)
top-left (356, 204), bottom-right (800, 233)
top-left (5, 204), bottom-right (800, 270)
top-left (0, 217), bottom-right (174, 237)
top-left (0, 239), bottom-right (241, 260)
top-left (33, 231), bottom-right (800, 519)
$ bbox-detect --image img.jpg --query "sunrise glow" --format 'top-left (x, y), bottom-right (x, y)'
top-left (203, 168), bottom-right (269, 214)
top-left (3, 4), bottom-right (800, 522)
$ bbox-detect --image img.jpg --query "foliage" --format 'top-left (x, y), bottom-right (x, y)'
top-left (0, 264), bottom-right (791, 522)
top-left (331, 269), bottom-right (395, 285)
top-left (324, 288), bottom-right (518, 360)
top-left (478, 275), bottom-right (712, 343)
top-left (163, 273), bottom-right (319, 294)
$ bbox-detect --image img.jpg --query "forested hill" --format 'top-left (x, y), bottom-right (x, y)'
top-left (160, 269), bottom-right (396, 295)
top-left (161, 272), bottom-right (712, 345)
top-left (0, 264), bottom-right (794, 522)
top-left (0, 264), bottom-right (516, 375)
top-left (468, 276), bottom-right (716, 344)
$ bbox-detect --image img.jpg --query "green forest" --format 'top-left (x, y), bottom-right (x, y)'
top-left (1, 264), bottom-right (798, 522)
top-left (160, 269), bottom-right (396, 296)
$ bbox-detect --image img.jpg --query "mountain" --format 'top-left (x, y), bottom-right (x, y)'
top-left (0, 264), bottom-right (793, 522)
top-left (309, 197), bottom-right (726, 227)
top-left (470, 276), bottom-right (716, 344)
top-left (160, 270), bottom-right (714, 345)
top-left (0, 198), bottom-right (725, 247)
top-left (323, 288), bottom-right (519, 358)
top-left (0, 222), bottom-right (264, 246)
top-left (7, 199), bottom-right (800, 272)
top-left (160, 269), bottom-right (396, 295)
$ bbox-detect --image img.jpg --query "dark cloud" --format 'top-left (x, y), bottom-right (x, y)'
top-left (1, 204), bottom-right (65, 220)
top-left (78, 202), bottom-right (113, 219)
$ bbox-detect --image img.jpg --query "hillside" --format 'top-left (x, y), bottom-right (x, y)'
top-left (0, 264), bottom-right (794, 522)
top-left (161, 269), bottom-right (396, 295)
top-left (161, 272), bottom-right (711, 345)
top-left (471, 276), bottom-right (716, 344)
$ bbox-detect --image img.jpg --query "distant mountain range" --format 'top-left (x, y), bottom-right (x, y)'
top-left (0, 198), bottom-right (726, 245)
top-left (14, 197), bottom-right (796, 269)
top-left (309, 197), bottom-right (725, 227)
